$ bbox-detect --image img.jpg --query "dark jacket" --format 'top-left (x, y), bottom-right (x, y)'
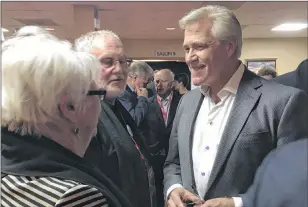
top-left (141, 91), bottom-right (182, 206)
top-left (143, 91), bottom-right (183, 156)
top-left (274, 59), bottom-right (308, 94)
top-left (1, 128), bottom-right (133, 207)
top-left (118, 85), bottom-right (149, 126)
top-left (85, 100), bottom-right (156, 207)
top-left (242, 138), bottom-right (308, 207)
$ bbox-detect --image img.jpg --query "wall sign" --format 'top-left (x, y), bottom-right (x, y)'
top-left (154, 50), bottom-right (177, 57)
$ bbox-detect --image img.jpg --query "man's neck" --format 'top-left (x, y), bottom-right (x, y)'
top-left (179, 87), bottom-right (187, 94)
top-left (208, 59), bottom-right (241, 103)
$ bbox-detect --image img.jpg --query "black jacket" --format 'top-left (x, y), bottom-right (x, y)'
top-left (274, 59), bottom-right (308, 94)
top-left (1, 128), bottom-right (133, 207)
top-left (84, 100), bottom-right (156, 207)
top-left (142, 91), bottom-right (183, 156)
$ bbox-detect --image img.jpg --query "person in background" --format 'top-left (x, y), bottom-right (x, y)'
top-left (142, 69), bottom-right (183, 207)
top-left (242, 138), bottom-right (308, 207)
top-left (118, 61), bottom-right (154, 126)
top-left (274, 59), bottom-right (308, 94)
top-left (1, 34), bottom-right (132, 207)
top-left (164, 5), bottom-right (308, 207)
top-left (75, 30), bottom-right (156, 207)
top-left (147, 69), bottom-right (159, 98)
top-left (174, 73), bottom-right (189, 95)
top-left (257, 65), bottom-right (277, 79)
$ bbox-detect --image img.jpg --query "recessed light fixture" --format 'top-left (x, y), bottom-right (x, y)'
top-left (45, 27), bottom-right (55, 31)
top-left (166, 27), bottom-right (175, 31)
top-left (271, 23), bottom-right (308, 31)
top-left (2, 28), bottom-right (9, 32)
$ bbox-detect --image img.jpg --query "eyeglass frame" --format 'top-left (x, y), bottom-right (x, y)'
top-left (99, 56), bottom-right (132, 69)
top-left (87, 89), bottom-right (106, 100)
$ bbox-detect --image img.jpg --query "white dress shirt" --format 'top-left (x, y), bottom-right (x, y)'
top-left (167, 64), bottom-right (245, 207)
top-left (157, 92), bottom-right (173, 125)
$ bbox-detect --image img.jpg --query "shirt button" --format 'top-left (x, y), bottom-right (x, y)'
top-left (205, 146), bottom-right (210, 151)
top-left (208, 121), bottom-right (213, 125)
top-left (201, 172), bottom-right (206, 176)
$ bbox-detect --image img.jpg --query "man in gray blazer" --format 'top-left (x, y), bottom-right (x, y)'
top-left (164, 5), bottom-right (308, 207)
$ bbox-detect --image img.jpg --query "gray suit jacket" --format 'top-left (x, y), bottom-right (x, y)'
top-left (163, 69), bottom-right (308, 200)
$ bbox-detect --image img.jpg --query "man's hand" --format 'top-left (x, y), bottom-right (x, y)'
top-left (136, 88), bottom-right (148, 97)
top-left (199, 198), bottom-right (235, 207)
top-left (167, 187), bottom-right (203, 207)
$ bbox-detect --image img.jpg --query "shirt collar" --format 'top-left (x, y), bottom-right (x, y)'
top-left (200, 63), bottom-right (245, 99)
top-left (158, 91), bottom-right (173, 102)
top-left (127, 84), bottom-right (135, 93)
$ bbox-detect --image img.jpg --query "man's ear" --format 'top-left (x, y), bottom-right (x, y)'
top-left (226, 39), bottom-right (237, 58)
top-left (58, 95), bottom-right (77, 123)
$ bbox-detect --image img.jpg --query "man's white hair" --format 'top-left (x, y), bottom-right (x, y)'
top-left (179, 5), bottom-right (242, 58)
top-left (74, 30), bottom-right (122, 53)
top-left (128, 61), bottom-right (154, 77)
top-left (2, 35), bottom-right (100, 136)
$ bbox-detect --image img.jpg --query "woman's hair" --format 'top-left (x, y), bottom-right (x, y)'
top-left (14, 25), bottom-right (51, 37)
top-left (2, 35), bottom-right (100, 136)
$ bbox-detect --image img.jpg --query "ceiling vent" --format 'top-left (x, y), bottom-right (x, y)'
top-left (14, 18), bottom-right (58, 26)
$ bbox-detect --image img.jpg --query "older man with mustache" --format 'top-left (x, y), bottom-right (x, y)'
top-left (75, 30), bottom-right (156, 207)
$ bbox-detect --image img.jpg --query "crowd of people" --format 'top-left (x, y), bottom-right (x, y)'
top-left (1, 4), bottom-right (307, 207)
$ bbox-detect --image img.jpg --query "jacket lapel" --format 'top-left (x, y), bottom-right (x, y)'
top-left (153, 99), bottom-right (165, 125)
top-left (187, 92), bottom-right (205, 193)
top-left (205, 70), bottom-right (262, 195)
top-left (98, 102), bottom-right (128, 145)
top-left (167, 94), bottom-right (180, 126)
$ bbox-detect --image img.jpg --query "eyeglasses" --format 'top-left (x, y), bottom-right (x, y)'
top-left (87, 89), bottom-right (106, 100)
top-left (100, 57), bottom-right (128, 69)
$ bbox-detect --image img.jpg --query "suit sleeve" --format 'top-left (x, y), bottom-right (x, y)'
top-left (55, 184), bottom-right (109, 207)
top-left (163, 96), bottom-right (184, 197)
top-left (241, 148), bottom-right (279, 207)
top-left (276, 90), bottom-right (308, 146)
top-left (118, 96), bottom-right (149, 127)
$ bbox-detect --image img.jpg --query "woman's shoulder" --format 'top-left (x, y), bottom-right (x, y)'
top-left (1, 174), bottom-right (108, 207)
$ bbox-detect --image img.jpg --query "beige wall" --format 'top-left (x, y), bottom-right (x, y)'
top-left (241, 38), bottom-right (307, 75)
top-left (123, 37), bottom-right (307, 75)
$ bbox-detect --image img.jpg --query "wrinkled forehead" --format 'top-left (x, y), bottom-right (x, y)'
top-left (183, 19), bottom-right (215, 46)
top-left (155, 71), bottom-right (173, 82)
top-left (90, 36), bottom-right (124, 58)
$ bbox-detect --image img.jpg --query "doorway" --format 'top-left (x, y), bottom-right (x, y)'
top-left (145, 61), bottom-right (191, 90)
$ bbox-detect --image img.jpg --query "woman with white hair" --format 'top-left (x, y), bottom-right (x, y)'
top-left (14, 25), bottom-right (51, 37)
top-left (1, 35), bottom-right (133, 207)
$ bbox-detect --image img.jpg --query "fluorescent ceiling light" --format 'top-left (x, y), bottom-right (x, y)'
top-left (166, 27), bottom-right (175, 31)
top-left (2, 28), bottom-right (9, 32)
top-left (271, 23), bottom-right (308, 31)
top-left (45, 27), bottom-right (55, 31)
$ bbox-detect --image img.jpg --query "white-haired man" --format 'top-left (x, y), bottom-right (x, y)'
top-left (118, 61), bottom-right (154, 126)
top-left (75, 30), bottom-right (156, 207)
top-left (164, 5), bottom-right (308, 207)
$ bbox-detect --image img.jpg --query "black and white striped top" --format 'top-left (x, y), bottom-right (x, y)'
top-left (1, 174), bottom-right (109, 207)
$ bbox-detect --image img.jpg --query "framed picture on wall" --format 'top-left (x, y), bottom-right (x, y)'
top-left (246, 59), bottom-right (277, 74)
